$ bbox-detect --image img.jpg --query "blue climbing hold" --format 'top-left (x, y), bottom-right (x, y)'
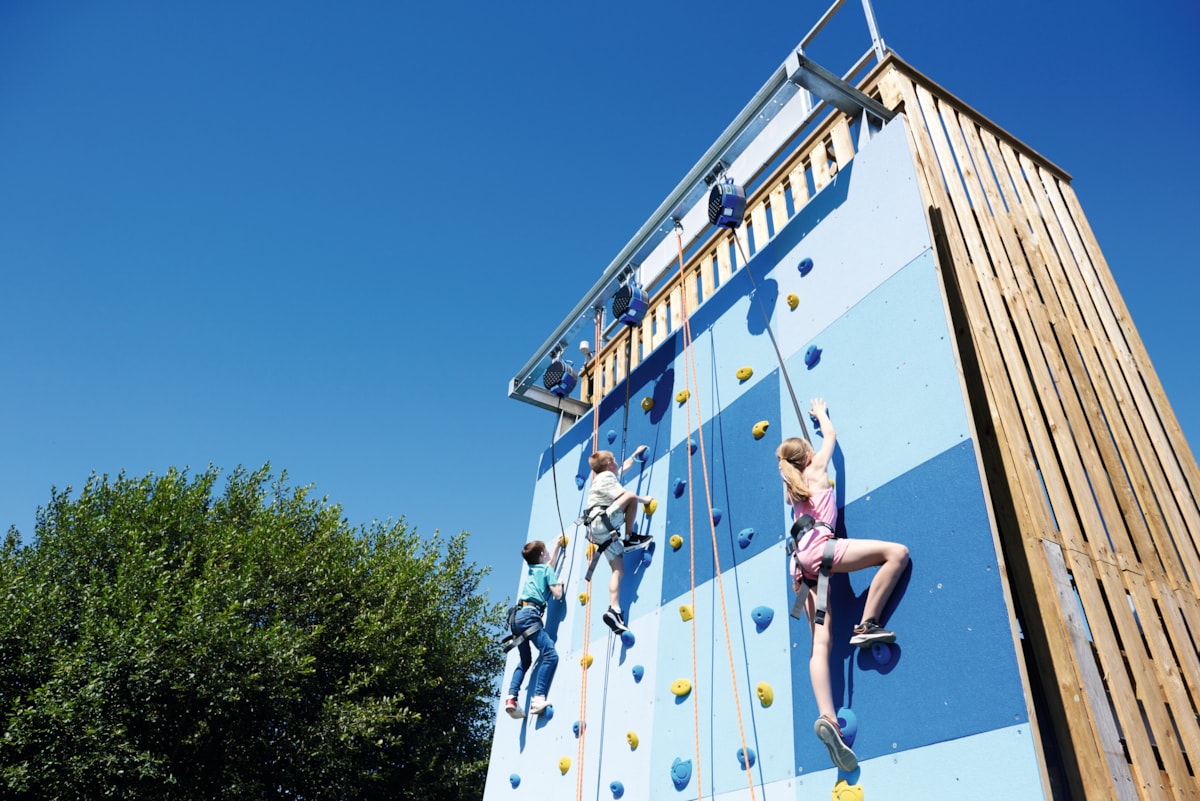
top-left (620, 630), bottom-right (636, 647)
top-left (641, 550), bottom-right (652, 567)
top-left (573, 720), bottom-right (582, 738)
top-left (837, 707), bottom-right (858, 746)
top-left (737, 527), bottom-right (755, 548)
top-left (607, 429), bottom-right (617, 445)
top-left (673, 478), bottom-right (686, 497)
top-left (610, 781), bottom-right (625, 799)
top-left (736, 747), bottom-right (756, 770)
top-left (871, 642), bottom-right (893, 666)
top-left (805, 345), bottom-right (822, 368)
top-left (711, 507), bottom-right (723, 525)
top-left (688, 438), bottom-right (697, 455)
top-left (751, 605), bottom-right (774, 632)
top-left (632, 665), bottom-right (644, 682)
top-left (575, 474), bottom-right (586, 490)
top-left (798, 257), bottom-right (814, 276)
top-left (509, 774), bottom-right (520, 789)
top-left (541, 704), bottom-right (554, 721)
top-left (670, 758), bottom-right (693, 791)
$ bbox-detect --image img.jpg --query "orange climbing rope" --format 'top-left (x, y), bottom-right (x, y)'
top-left (675, 228), bottom-right (757, 801)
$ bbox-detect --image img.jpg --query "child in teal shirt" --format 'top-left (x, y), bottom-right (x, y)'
top-left (504, 535), bottom-right (565, 718)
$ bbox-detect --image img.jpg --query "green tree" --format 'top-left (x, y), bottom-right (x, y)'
top-left (0, 466), bottom-right (504, 801)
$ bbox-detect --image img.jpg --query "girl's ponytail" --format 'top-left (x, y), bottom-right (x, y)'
top-left (776, 437), bottom-right (814, 504)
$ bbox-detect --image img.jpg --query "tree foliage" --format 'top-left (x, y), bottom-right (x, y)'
top-left (0, 466), bottom-right (504, 801)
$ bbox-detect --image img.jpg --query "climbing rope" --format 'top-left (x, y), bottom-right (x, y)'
top-left (676, 227), bottom-right (757, 801)
top-left (730, 236), bottom-right (809, 441)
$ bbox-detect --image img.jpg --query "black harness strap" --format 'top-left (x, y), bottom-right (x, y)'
top-left (786, 514), bottom-right (839, 623)
top-left (500, 603), bottom-right (546, 653)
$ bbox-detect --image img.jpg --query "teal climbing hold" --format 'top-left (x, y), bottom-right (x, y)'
top-left (688, 438), bottom-right (697, 454)
top-left (670, 758), bottom-right (692, 791)
top-left (607, 429), bottom-right (617, 444)
top-left (575, 474), bottom-right (586, 490)
top-left (573, 720), bottom-right (583, 737)
top-left (509, 774), bottom-right (520, 789)
top-left (542, 704), bottom-right (555, 720)
top-left (751, 605), bottom-right (774, 631)
top-left (632, 664), bottom-right (644, 682)
top-left (805, 345), bottom-right (822, 368)
top-left (620, 630), bottom-right (636, 647)
top-left (673, 478), bottom-right (686, 497)
top-left (711, 508), bottom-right (723, 525)
top-left (737, 527), bottom-right (754, 548)
top-left (736, 747), bottom-right (756, 769)
top-left (610, 780), bottom-right (625, 799)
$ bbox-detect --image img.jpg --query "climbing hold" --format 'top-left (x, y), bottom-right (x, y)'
top-left (832, 779), bottom-right (863, 801)
top-left (708, 178), bottom-right (746, 229)
top-left (736, 366), bottom-right (753, 381)
top-left (736, 747), bottom-right (756, 770)
top-left (673, 478), bottom-right (686, 497)
top-left (670, 757), bottom-right (693, 791)
top-left (798, 257), bottom-right (814, 276)
top-left (676, 389), bottom-right (690, 404)
top-left (579, 592), bottom-right (589, 605)
top-left (669, 534), bottom-right (683, 550)
top-left (620, 630), bottom-right (636, 647)
top-left (641, 550), bottom-right (652, 567)
top-left (786, 293), bottom-right (799, 310)
top-left (634, 449), bottom-right (648, 463)
top-left (626, 731), bottom-right (639, 750)
top-left (509, 774), bottom-right (520, 789)
top-left (575, 474), bottom-right (586, 490)
top-left (643, 498), bottom-right (658, 516)
top-left (871, 642), bottom-right (892, 666)
top-left (679, 604), bottom-right (693, 622)
top-left (581, 653), bottom-right (594, 669)
top-left (558, 756), bottom-right (571, 775)
top-left (632, 665), bottom-right (644, 682)
top-left (805, 345), bottom-right (822, 368)
top-left (751, 606), bottom-right (774, 631)
top-left (641, 397), bottom-right (654, 412)
top-left (560, 535), bottom-right (569, 546)
top-left (670, 678), bottom-right (692, 697)
top-left (607, 429), bottom-right (617, 445)
top-left (752, 420), bottom-right (770, 440)
top-left (756, 681), bottom-right (774, 707)
top-left (610, 780), bottom-right (625, 799)
top-left (586, 542), bottom-right (596, 560)
top-left (711, 508), bottom-right (723, 525)
top-left (542, 704), bottom-right (555, 720)
top-left (737, 527), bottom-right (755, 548)
top-left (688, 438), bottom-right (697, 454)
top-left (573, 720), bottom-right (584, 738)
top-left (837, 707), bottom-right (858, 746)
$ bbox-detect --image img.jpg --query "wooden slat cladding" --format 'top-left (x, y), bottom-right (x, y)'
top-left (875, 60), bottom-right (1200, 801)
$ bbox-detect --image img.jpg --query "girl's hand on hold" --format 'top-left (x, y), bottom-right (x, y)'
top-left (810, 398), bottom-right (827, 417)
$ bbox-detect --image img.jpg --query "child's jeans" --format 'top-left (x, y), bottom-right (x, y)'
top-left (507, 606), bottom-right (558, 699)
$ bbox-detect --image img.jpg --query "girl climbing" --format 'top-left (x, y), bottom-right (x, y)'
top-left (776, 398), bottom-right (910, 772)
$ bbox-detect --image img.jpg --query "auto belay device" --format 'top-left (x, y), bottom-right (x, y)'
top-left (542, 358), bottom-right (578, 398)
top-left (611, 279), bottom-right (649, 326)
top-left (708, 178), bottom-right (746, 229)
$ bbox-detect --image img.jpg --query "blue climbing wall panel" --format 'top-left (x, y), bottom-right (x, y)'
top-left (485, 117), bottom-right (1047, 801)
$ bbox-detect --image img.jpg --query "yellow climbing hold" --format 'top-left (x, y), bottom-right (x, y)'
top-left (579, 592), bottom-right (589, 605)
top-left (641, 397), bottom-right (654, 412)
top-left (626, 731), bottom-right (639, 750)
top-left (679, 604), bottom-right (693, 622)
top-left (581, 653), bottom-right (594, 669)
top-left (558, 756), bottom-right (571, 775)
top-left (643, 498), bottom-right (658, 516)
top-left (669, 534), bottom-right (683, 550)
top-left (586, 542), bottom-right (596, 559)
top-left (676, 389), bottom-right (690, 403)
top-left (670, 678), bottom-right (692, 697)
top-left (787, 293), bottom-right (799, 310)
top-left (832, 779), bottom-right (863, 801)
top-left (752, 420), bottom-right (770, 439)
top-left (736, 366), bottom-right (753, 381)
top-left (756, 681), bottom-right (774, 707)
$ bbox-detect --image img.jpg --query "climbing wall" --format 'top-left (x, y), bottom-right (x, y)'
top-left (486, 118), bottom-right (1047, 800)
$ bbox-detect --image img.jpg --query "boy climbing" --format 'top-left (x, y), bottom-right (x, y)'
top-left (776, 399), bottom-right (910, 772)
top-left (584, 446), bottom-right (654, 635)
top-left (504, 535), bottom-right (566, 719)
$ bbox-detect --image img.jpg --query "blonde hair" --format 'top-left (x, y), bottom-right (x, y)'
top-left (589, 450), bottom-right (615, 474)
top-left (776, 437), bottom-right (814, 504)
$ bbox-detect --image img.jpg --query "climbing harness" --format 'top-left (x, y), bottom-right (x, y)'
top-left (786, 514), bottom-right (841, 624)
top-left (500, 602), bottom-right (546, 653)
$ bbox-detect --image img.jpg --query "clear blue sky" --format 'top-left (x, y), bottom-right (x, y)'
top-left (2, 1), bottom-right (1197, 605)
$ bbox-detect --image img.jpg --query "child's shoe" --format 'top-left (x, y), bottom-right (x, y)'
top-left (504, 696), bottom-right (524, 719)
top-left (849, 618), bottom-right (895, 647)
top-left (623, 532), bottom-right (653, 549)
top-left (813, 715), bottom-right (857, 771)
top-left (529, 696), bottom-right (550, 716)
top-left (602, 606), bottom-right (630, 634)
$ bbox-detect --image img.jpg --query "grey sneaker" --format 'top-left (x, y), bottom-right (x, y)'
top-left (814, 715), bottom-right (857, 771)
top-left (849, 619), bottom-right (895, 647)
top-left (623, 532), bottom-right (653, 549)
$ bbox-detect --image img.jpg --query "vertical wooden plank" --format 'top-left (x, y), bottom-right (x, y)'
top-left (830, 117), bottom-right (856, 169)
top-left (716, 236), bottom-right (734, 285)
top-left (683, 266), bottom-right (699, 315)
top-left (789, 162), bottom-right (810, 210)
top-left (811, 138), bottom-right (831, 191)
top-left (653, 299), bottom-right (668, 350)
top-left (769, 184), bottom-right (789, 232)
top-left (669, 286), bottom-right (683, 332)
top-left (749, 202), bottom-right (770, 253)
top-left (699, 249), bottom-right (716, 300)
top-left (628, 325), bottom-right (642, 371)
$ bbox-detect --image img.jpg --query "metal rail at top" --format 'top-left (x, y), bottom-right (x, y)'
top-left (509, 7), bottom-right (894, 417)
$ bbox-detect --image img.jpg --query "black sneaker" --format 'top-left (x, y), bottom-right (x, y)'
top-left (849, 619), bottom-right (895, 647)
top-left (602, 607), bottom-right (629, 634)
top-left (814, 715), bottom-right (857, 771)
top-left (623, 532), bottom-right (653, 550)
